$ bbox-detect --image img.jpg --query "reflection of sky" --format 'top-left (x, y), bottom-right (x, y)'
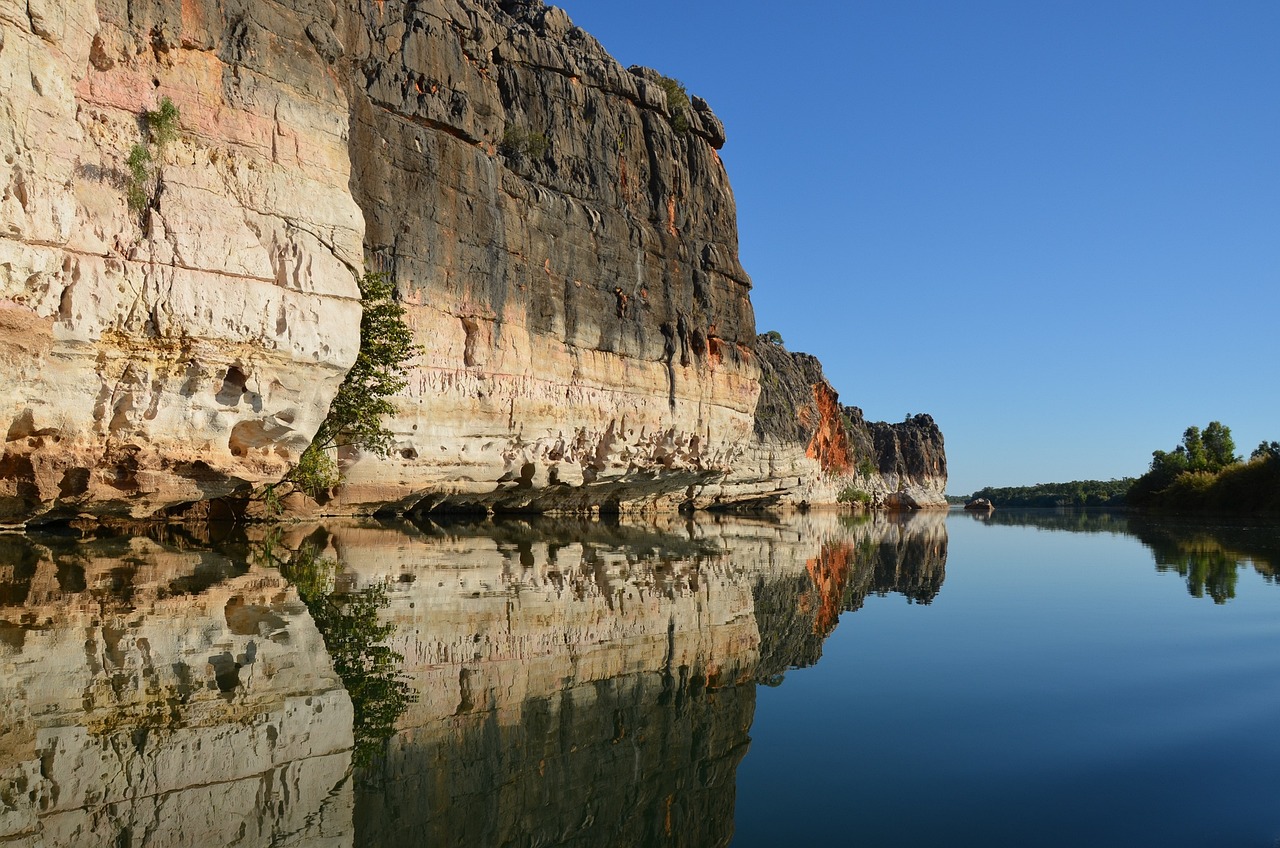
top-left (734, 514), bottom-right (1280, 847)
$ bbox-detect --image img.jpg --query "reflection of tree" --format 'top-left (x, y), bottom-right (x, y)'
top-left (976, 508), bottom-right (1132, 535)
top-left (1126, 517), bottom-right (1279, 605)
top-left (258, 532), bottom-right (415, 767)
top-left (974, 509), bottom-right (1280, 604)
top-left (1150, 540), bottom-right (1240, 604)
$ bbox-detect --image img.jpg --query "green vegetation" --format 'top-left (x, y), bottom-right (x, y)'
top-left (290, 271), bottom-right (420, 497)
top-left (126, 96), bottom-right (180, 213)
top-left (655, 74), bottom-right (691, 133)
top-left (1129, 421), bottom-right (1280, 513)
top-left (125, 144), bottom-right (153, 212)
top-left (145, 96), bottom-right (181, 148)
top-left (1146, 422), bottom-right (1238, 480)
top-left (967, 479), bottom-right (1135, 508)
top-left (258, 533), bottom-right (415, 768)
top-left (837, 485), bottom-right (872, 506)
top-left (857, 457), bottom-right (877, 479)
top-left (762, 330), bottom-right (784, 346)
top-left (966, 421), bottom-right (1280, 515)
top-left (499, 125), bottom-right (549, 159)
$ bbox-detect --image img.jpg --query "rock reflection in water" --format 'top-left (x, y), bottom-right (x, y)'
top-left (0, 513), bottom-right (948, 847)
top-left (0, 532), bottom-right (354, 848)
top-left (333, 511), bottom-right (948, 847)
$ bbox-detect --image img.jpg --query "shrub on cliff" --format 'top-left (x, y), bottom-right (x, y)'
top-left (125, 144), bottom-right (152, 212)
top-left (499, 125), bottom-right (549, 160)
top-left (126, 96), bottom-right (181, 213)
top-left (291, 271), bottom-right (420, 497)
top-left (837, 485), bottom-right (872, 506)
top-left (655, 74), bottom-right (690, 133)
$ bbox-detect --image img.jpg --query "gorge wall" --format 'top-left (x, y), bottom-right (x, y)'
top-left (0, 0), bottom-right (945, 523)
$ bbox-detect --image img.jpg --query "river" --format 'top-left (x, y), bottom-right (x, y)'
top-left (0, 509), bottom-right (1277, 846)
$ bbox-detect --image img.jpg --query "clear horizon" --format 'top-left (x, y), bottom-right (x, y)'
top-left (554, 0), bottom-right (1280, 495)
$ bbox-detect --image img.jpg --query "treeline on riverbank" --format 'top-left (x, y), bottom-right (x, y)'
top-left (962, 479), bottom-right (1134, 508)
top-left (961, 423), bottom-right (1280, 515)
top-left (1127, 431), bottom-right (1280, 514)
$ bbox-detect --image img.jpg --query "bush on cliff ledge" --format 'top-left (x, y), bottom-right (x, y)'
top-left (290, 271), bottom-right (420, 497)
top-left (126, 96), bottom-right (180, 213)
top-left (655, 74), bottom-right (691, 133)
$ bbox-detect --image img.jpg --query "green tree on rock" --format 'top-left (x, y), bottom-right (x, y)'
top-left (291, 271), bottom-right (420, 497)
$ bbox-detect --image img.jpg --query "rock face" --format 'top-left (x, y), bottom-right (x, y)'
top-left (0, 0), bottom-right (945, 522)
top-left (0, 532), bottom-right (354, 847)
top-left (0, 0), bottom-right (364, 524)
top-left (332, 0), bottom-right (759, 514)
top-left (733, 338), bottom-right (948, 508)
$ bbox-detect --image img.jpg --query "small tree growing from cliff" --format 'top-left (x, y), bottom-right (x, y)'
top-left (126, 96), bottom-right (181, 213)
top-left (655, 74), bottom-right (691, 133)
top-left (291, 271), bottom-right (420, 497)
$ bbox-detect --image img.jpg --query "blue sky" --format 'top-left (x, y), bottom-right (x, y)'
top-left (553, 1), bottom-right (1280, 495)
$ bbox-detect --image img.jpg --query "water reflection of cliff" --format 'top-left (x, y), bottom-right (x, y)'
top-left (974, 508), bottom-right (1280, 603)
top-left (0, 532), bottom-right (354, 847)
top-left (753, 513), bottom-right (948, 683)
top-left (332, 511), bottom-right (948, 846)
top-left (0, 513), bottom-right (948, 846)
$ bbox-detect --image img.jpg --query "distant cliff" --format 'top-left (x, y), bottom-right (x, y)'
top-left (739, 338), bottom-right (947, 508)
top-left (0, 0), bottom-right (944, 523)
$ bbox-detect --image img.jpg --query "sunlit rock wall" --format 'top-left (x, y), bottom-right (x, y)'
top-left (0, 0), bottom-right (363, 523)
top-left (331, 0), bottom-right (759, 514)
top-left (0, 534), bottom-right (354, 847)
top-left (0, 0), bottom-right (946, 522)
top-left (735, 338), bottom-right (948, 508)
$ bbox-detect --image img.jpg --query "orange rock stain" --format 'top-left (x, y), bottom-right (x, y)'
top-left (805, 382), bottom-right (850, 473)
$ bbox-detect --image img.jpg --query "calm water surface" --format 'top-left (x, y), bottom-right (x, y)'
top-left (0, 510), bottom-right (1277, 846)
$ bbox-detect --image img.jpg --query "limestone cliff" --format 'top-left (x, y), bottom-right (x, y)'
top-left (0, 0), bottom-right (364, 524)
top-left (731, 337), bottom-right (948, 509)
top-left (0, 0), bottom-right (944, 522)
top-left (333, 0), bottom-right (758, 515)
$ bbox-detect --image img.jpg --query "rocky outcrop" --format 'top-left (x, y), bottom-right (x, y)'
top-left (0, 0), bottom-right (944, 522)
top-left (0, 0), bottom-right (365, 524)
top-left (724, 337), bottom-right (948, 509)
top-left (0, 533), bottom-right (354, 847)
top-left (330, 0), bottom-right (759, 515)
